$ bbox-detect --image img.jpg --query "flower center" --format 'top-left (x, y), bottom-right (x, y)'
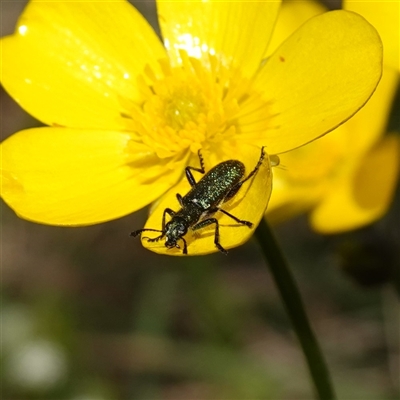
top-left (163, 88), bottom-right (205, 131)
top-left (121, 52), bottom-right (258, 160)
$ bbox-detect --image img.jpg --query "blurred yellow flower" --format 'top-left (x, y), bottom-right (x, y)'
top-left (345, 0), bottom-right (399, 72)
top-left (267, 0), bottom-right (400, 233)
top-left (1, 0), bottom-right (383, 254)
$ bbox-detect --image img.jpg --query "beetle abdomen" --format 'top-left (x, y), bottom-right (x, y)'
top-left (183, 160), bottom-right (245, 209)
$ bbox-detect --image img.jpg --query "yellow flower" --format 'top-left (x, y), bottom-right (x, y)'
top-left (345, 0), bottom-right (399, 72)
top-left (266, 0), bottom-right (400, 233)
top-left (1, 0), bottom-right (383, 255)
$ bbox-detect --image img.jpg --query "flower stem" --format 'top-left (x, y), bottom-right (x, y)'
top-left (255, 218), bottom-right (336, 400)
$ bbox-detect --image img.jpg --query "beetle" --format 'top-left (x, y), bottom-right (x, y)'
top-left (131, 147), bottom-right (267, 255)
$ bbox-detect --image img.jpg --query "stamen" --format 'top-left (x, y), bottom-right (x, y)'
top-left (120, 51), bottom-right (272, 159)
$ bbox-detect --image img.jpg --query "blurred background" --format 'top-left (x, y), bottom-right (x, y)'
top-left (1, 0), bottom-right (399, 399)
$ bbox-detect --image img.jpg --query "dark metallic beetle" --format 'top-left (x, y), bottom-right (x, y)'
top-left (131, 147), bottom-right (266, 255)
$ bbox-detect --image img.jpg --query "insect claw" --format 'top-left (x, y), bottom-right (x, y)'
top-left (216, 244), bottom-right (228, 255)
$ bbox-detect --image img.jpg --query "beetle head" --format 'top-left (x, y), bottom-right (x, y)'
top-left (165, 217), bottom-right (188, 253)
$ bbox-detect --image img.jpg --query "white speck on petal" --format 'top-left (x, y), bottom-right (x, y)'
top-left (18, 25), bottom-right (28, 35)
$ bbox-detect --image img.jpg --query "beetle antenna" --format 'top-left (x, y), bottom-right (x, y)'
top-left (145, 234), bottom-right (165, 243)
top-left (130, 228), bottom-right (164, 237)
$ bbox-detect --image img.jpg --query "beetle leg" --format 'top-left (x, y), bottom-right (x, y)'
top-left (181, 237), bottom-right (188, 254)
top-left (241, 146), bottom-right (266, 184)
top-left (162, 208), bottom-right (176, 230)
top-left (176, 193), bottom-right (184, 207)
top-left (197, 150), bottom-right (205, 173)
top-left (224, 146), bottom-right (266, 202)
top-left (224, 184), bottom-right (242, 202)
top-left (192, 217), bottom-right (228, 255)
top-left (214, 208), bottom-right (253, 228)
top-left (185, 150), bottom-right (206, 186)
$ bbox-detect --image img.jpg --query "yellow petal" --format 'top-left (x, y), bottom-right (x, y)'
top-left (139, 144), bottom-right (272, 256)
top-left (266, 178), bottom-right (323, 226)
top-left (265, 67), bottom-right (398, 225)
top-left (1, 0), bottom-right (166, 129)
top-left (244, 10), bottom-right (383, 154)
top-left (311, 134), bottom-right (400, 233)
top-left (341, 67), bottom-right (399, 157)
top-left (266, 128), bottom-right (342, 224)
top-left (1, 128), bottom-right (183, 225)
top-left (268, 0), bottom-right (326, 55)
top-left (345, 0), bottom-right (399, 71)
top-left (157, 0), bottom-right (281, 78)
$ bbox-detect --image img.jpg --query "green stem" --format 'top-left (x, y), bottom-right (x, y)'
top-left (255, 218), bottom-right (336, 400)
